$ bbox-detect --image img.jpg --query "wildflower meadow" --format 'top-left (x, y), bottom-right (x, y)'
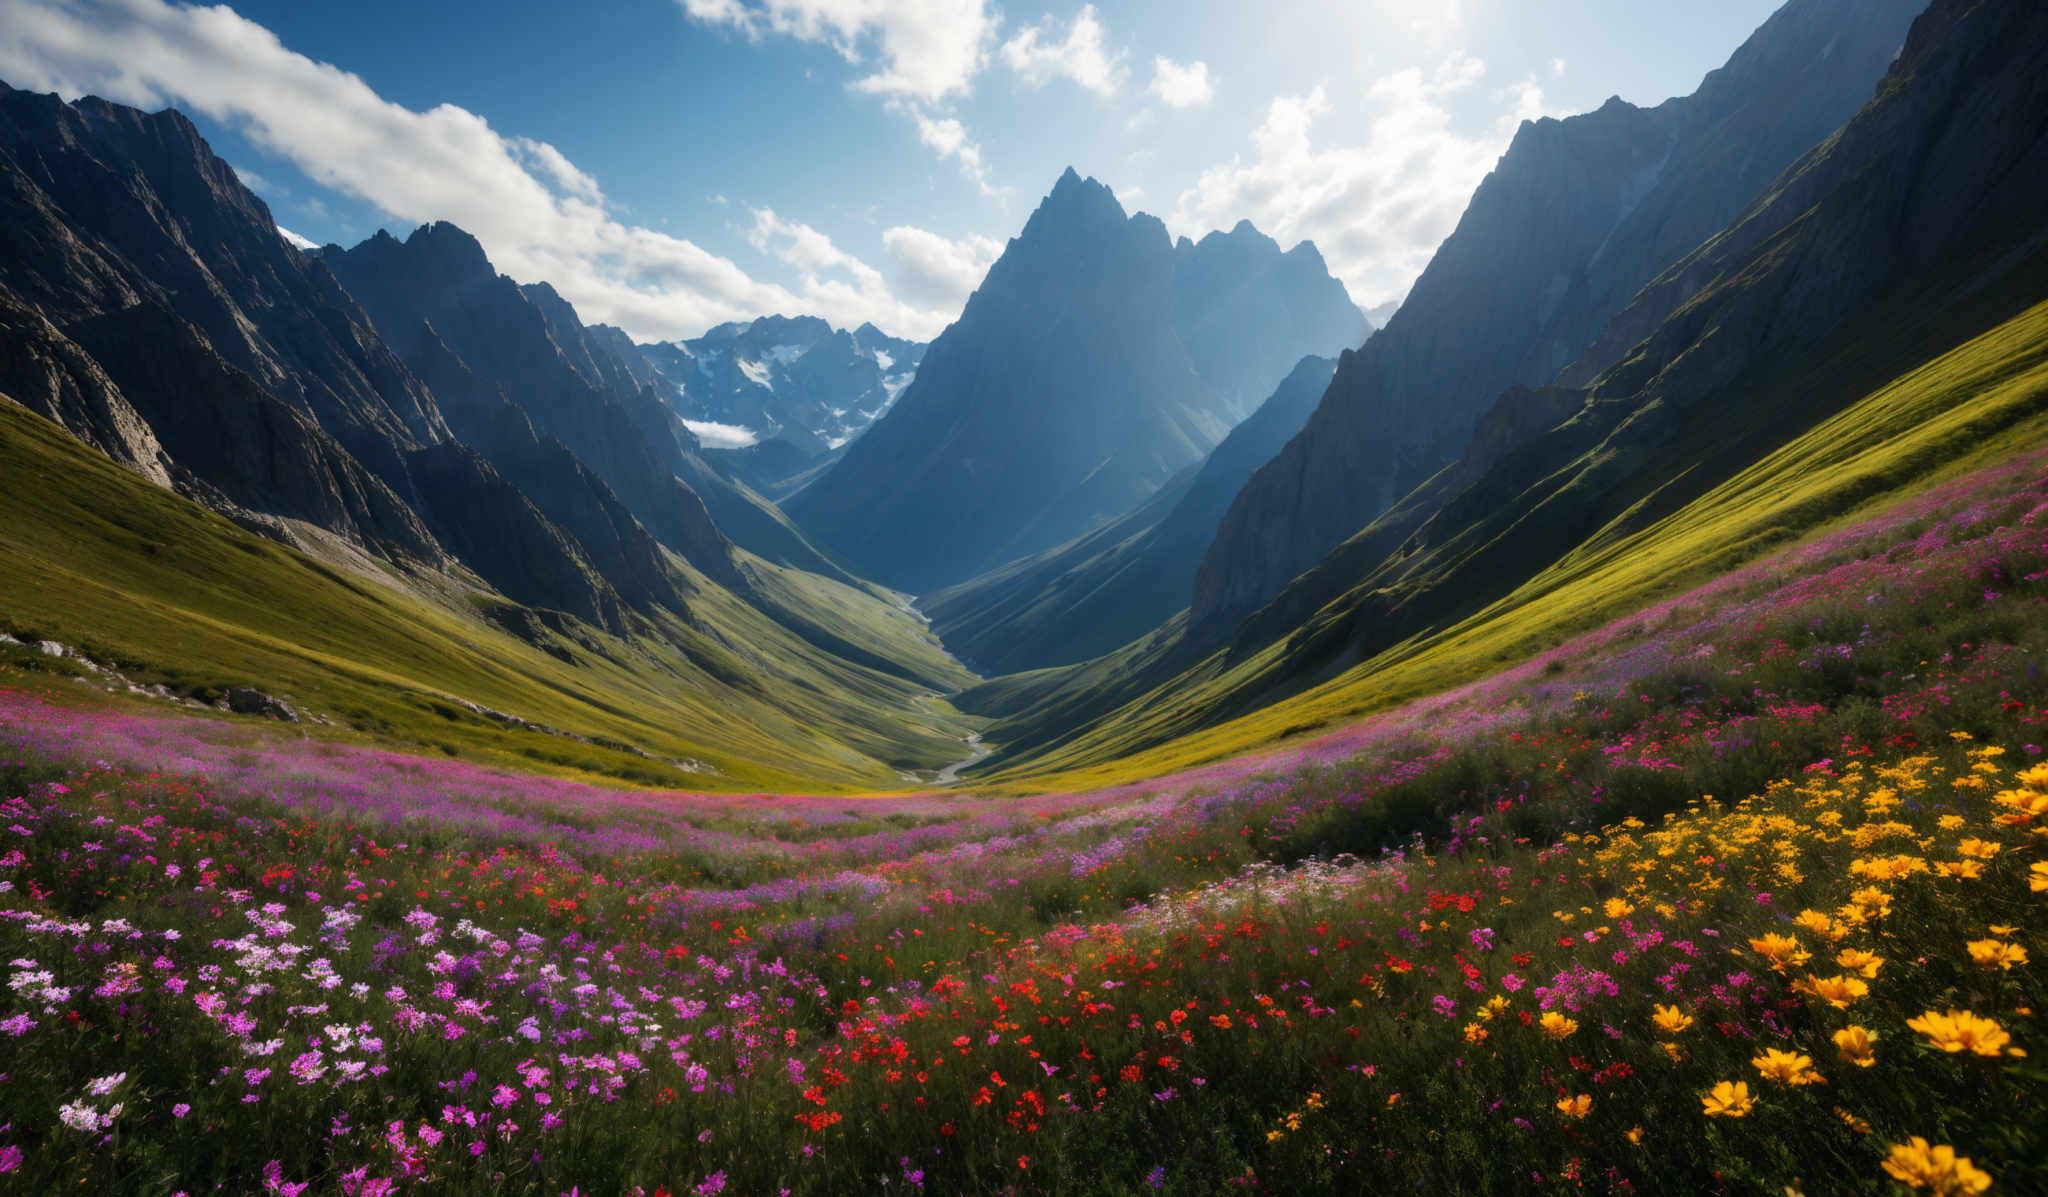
top-left (2, 449), bottom-right (2047, 1193)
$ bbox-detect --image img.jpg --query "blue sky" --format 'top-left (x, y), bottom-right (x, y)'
top-left (0, 0), bottom-right (1795, 341)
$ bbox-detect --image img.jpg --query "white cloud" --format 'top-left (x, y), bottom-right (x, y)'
top-left (677, 0), bottom-right (995, 102)
top-left (0, 0), bottom-right (952, 340)
top-left (1149, 56), bottom-right (1212, 107)
top-left (1171, 54), bottom-right (1567, 314)
top-left (879, 224), bottom-right (1001, 311)
top-left (681, 418), bottom-right (758, 449)
top-left (275, 224), bottom-right (317, 250)
top-left (1000, 4), bottom-right (1125, 97)
top-left (902, 104), bottom-right (1002, 196)
top-left (748, 208), bottom-right (962, 338)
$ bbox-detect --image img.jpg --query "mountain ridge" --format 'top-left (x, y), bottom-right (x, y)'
top-left (783, 168), bottom-right (1366, 595)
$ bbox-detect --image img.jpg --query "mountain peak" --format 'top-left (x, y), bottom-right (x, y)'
top-left (403, 221), bottom-right (494, 280)
top-left (1039, 168), bottom-right (1123, 219)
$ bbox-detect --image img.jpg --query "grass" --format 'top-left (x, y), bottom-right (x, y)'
top-left (0, 399), bottom-right (979, 792)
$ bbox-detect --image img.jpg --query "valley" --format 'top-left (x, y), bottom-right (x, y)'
top-left (0, 0), bottom-right (2043, 1191)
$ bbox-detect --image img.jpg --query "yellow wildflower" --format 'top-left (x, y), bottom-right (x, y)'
top-left (1936, 860), bottom-right (1986, 880)
top-left (1700, 1080), bottom-right (1755, 1118)
top-left (1749, 932), bottom-right (1811, 972)
top-left (1834, 948), bottom-right (1883, 979)
top-left (1937, 814), bottom-right (1966, 830)
top-left (2032, 861), bottom-right (2048, 892)
top-left (1835, 1107), bottom-right (1872, 1135)
top-left (1463, 1022), bottom-right (1488, 1045)
top-left (1965, 939), bottom-right (2027, 971)
top-left (1992, 787), bottom-right (2048, 826)
top-left (1796, 973), bottom-right (1869, 1009)
top-left (1881, 1137), bottom-right (1992, 1195)
top-left (1833, 1026), bottom-right (1877, 1068)
top-left (1752, 1048), bottom-right (1822, 1086)
top-left (1850, 854), bottom-right (1927, 881)
top-left (1848, 887), bottom-right (1894, 918)
top-left (1955, 837), bottom-right (2001, 859)
top-left (1478, 994), bottom-right (1510, 1022)
top-left (1556, 1093), bottom-right (1592, 1119)
top-left (1652, 1004), bottom-right (1694, 1035)
top-left (1603, 898), bottom-right (1634, 919)
top-left (1626, 1125), bottom-right (1644, 1145)
top-left (1906, 1010), bottom-right (2024, 1057)
top-left (1540, 1012), bottom-right (1578, 1039)
top-left (1793, 910), bottom-right (1842, 941)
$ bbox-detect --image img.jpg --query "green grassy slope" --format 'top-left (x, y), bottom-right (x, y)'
top-left (966, 284), bottom-right (2048, 791)
top-left (0, 398), bottom-right (978, 791)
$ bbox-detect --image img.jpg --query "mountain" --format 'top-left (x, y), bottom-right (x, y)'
top-left (317, 225), bottom-right (854, 584)
top-left (923, 354), bottom-right (1340, 674)
top-left (0, 81), bottom-right (986, 786)
top-left (961, 0), bottom-right (2048, 782)
top-left (640, 314), bottom-right (925, 469)
top-left (1190, 0), bottom-right (1928, 643)
top-left (782, 169), bottom-right (1367, 595)
top-left (0, 82), bottom-right (638, 619)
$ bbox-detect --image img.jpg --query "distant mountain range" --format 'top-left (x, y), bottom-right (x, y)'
top-left (783, 169), bottom-right (1368, 594)
top-left (640, 315), bottom-right (925, 464)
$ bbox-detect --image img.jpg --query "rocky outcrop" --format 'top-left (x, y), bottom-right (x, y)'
top-left (64, 302), bottom-right (443, 562)
top-left (785, 169), bottom-right (1366, 594)
top-left (1190, 0), bottom-right (1926, 643)
top-left (405, 441), bottom-right (625, 632)
top-left (0, 283), bottom-right (170, 485)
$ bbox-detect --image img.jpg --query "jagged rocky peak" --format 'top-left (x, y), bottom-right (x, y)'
top-left (781, 168), bottom-right (1368, 595)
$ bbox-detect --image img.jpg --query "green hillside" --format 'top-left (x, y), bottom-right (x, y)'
top-left (0, 397), bottom-right (979, 792)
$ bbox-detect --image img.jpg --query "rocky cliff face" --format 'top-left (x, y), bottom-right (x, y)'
top-left (1190, 0), bottom-right (1927, 644)
top-left (321, 224), bottom-right (840, 581)
top-left (785, 169), bottom-right (1365, 595)
top-left (0, 82), bottom-right (685, 630)
top-left (1238, 0), bottom-right (2048, 689)
top-left (64, 302), bottom-right (442, 563)
top-left (0, 82), bottom-right (447, 487)
top-left (0, 283), bottom-right (169, 486)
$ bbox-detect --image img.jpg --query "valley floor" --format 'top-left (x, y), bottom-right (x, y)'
top-left (1, 442), bottom-right (2046, 1193)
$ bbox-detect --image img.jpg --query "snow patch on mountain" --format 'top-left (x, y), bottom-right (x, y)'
top-left (682, 419), bottom-right (758, 449)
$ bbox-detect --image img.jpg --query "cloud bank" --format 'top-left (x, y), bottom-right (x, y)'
top-left (1172, 55), bottom-right (1561, 315)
